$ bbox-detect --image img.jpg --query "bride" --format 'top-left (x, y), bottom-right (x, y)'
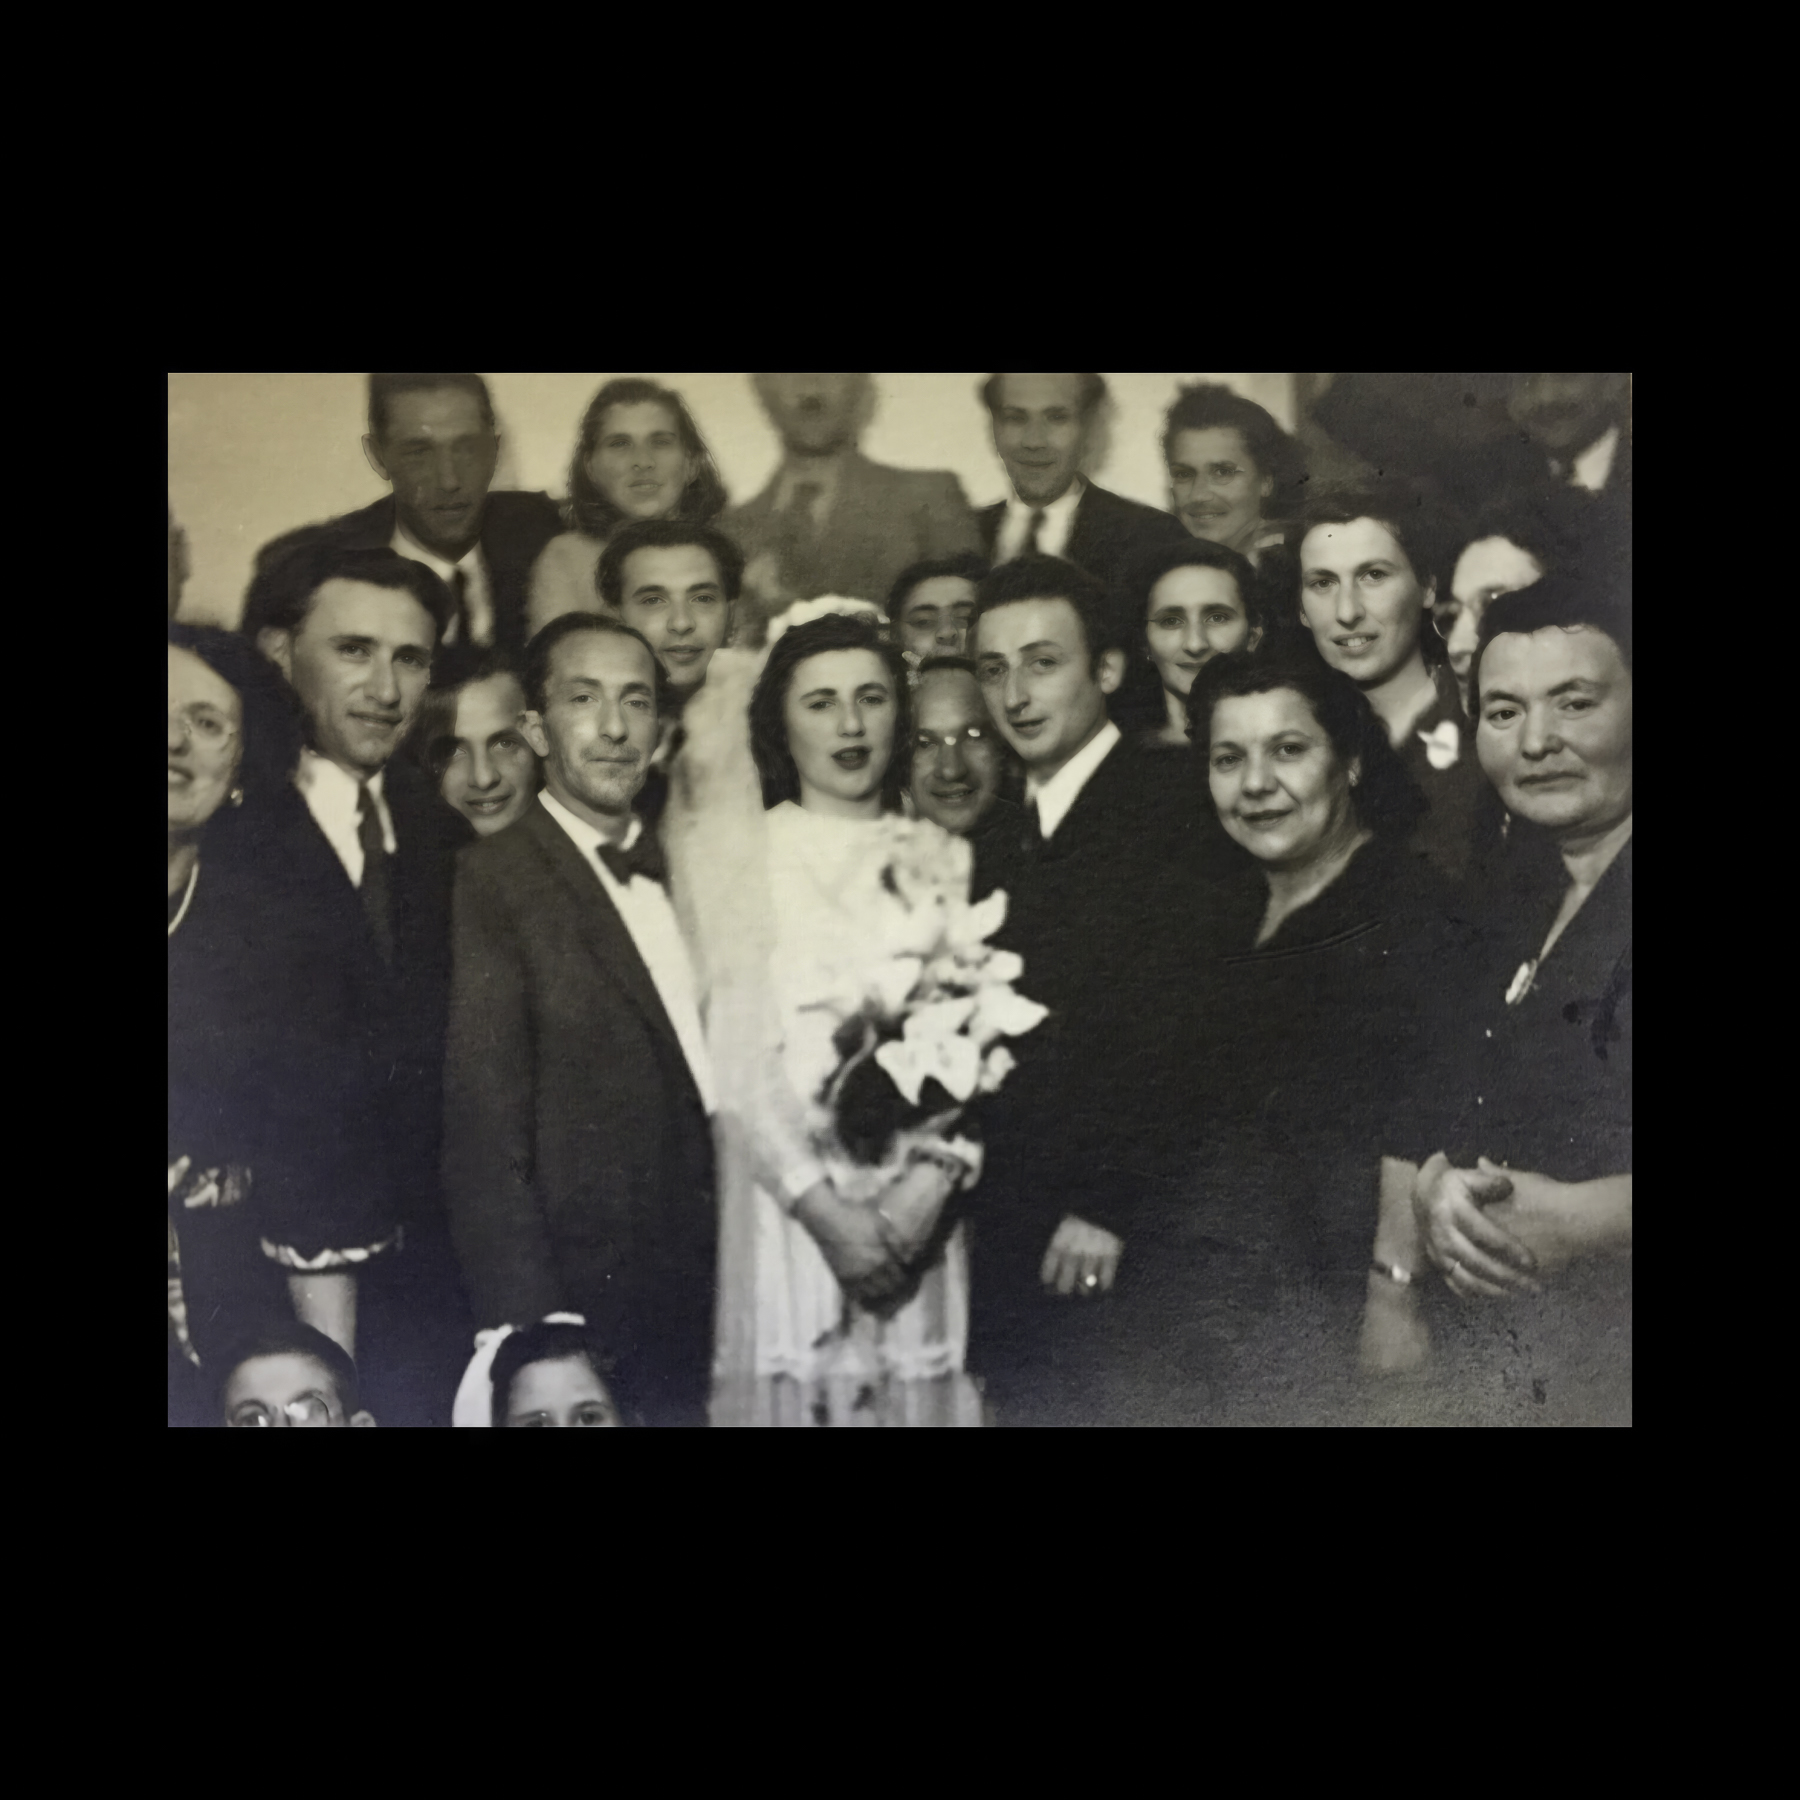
top-left (668, 604), bottom-right (996, 1426)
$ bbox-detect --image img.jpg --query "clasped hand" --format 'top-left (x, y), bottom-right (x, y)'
top-left (795, 1157), bottom-right (962, 1312)
top-left (1413, 1151), bottom-right (1540, 1300)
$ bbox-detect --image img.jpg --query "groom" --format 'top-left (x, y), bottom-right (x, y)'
top-left (441, 613), bottom-right (718, 1426)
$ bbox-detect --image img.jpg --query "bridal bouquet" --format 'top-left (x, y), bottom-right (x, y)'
top-left (792, 817), bottom-right (1047, 1203)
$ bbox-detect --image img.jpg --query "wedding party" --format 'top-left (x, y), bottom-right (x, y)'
top-left (168, 372), bottom-right (1632, 1428)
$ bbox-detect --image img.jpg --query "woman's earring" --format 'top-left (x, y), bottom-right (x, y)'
top-left (229, 788), bottom-right (245, 808)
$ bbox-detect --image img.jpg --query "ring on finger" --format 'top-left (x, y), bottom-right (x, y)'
top-left (1082, 1272), bottom-right (1100, 1291)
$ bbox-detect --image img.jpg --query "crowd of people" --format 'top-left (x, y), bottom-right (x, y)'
top-left (168, 371), bottom-right (1632, 1427)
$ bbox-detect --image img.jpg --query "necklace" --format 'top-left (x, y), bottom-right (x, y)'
top-left (168, 861), bottom-right (199, 938)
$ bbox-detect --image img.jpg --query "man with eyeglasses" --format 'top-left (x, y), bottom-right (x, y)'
top-left (906, 657), bottom-right (1014, 842)
top-left (218, 1323), bottom-right (378, 1428)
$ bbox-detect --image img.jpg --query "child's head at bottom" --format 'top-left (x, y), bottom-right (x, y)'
top-left (217, 1322), bottom-right (375, 1429)
top-left (491, 1322), bottom-right (621, 1428)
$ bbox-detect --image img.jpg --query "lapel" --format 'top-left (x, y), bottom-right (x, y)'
top-left (976, 499), bottom-right (1004, 557)
top-left (1036, 730), bottom-right (1131, 864)
top-left (342, 496), bottom-right (398, 548)
top-left (1065, 481), bottom-right (1116, 570)
top-left (520, 802), bottom-right (689, 1074)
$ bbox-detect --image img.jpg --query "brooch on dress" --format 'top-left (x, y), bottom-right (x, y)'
top-left (1504, 959), bottom-right (1538, 1006)
top-left (1418, 720), bottom-right (1461, 770)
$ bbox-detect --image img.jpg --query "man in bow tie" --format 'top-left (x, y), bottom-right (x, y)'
top-left (441, 612), bottom-right (718, 1426)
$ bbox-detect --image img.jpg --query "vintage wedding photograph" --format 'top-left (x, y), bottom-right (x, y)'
top-left (168, 372), bottom-right (1632, 1428)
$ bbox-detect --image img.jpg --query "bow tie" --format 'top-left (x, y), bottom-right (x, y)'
top-left (597, 830), bottom-right (667, 889)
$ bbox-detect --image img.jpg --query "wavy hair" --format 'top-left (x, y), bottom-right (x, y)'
top-left (748, 613), bottom-right (912, 812)
top-left (565, 378), bottom-right (728, 540)
top-left (169, 621), bottom-right (308, 812)
top-left (1162, 382), bottom-right (1309, 516)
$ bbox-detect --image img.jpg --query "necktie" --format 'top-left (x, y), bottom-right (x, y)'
top-left (449, 568), bottom-right (471, 646)
top-left (1022, 507), bottom-right (1046, 557)
top-left (788, 480), bottom-right (823, 531)
top-left (357, 783), bottom-right (395, 965)
top-left (597, 830), bottom-right (668, 889)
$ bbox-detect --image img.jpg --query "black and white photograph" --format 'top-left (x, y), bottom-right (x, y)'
top-left (167, 372), bottom-right (1632, 1428)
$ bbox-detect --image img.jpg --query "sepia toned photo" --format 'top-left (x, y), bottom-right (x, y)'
top-left (168, 372), bottom-right (1631, 1428)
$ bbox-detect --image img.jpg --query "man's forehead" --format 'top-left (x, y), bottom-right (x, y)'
top-left (305, 578), bottom-right (436, 639)
top-left (225, 1352), bottom-right (338, 1403)
top-left (916, 671), bottom-right (983, 724)
top-left (550, 630), bottom-right (656, 685)
top-left (999, 373), bottom-right (1083, 412)
top-left (976, 596), bottom-right (1082, 650)
top-left (904, 577), bottom-right (975, 614)
top-left (623, 544), bottom-right (722, 590)
top-left (383, 386), bottom-right (490, 438)
top-left (1483, 624), bottom-right (1626, 687)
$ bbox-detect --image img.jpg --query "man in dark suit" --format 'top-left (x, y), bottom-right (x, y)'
top-left (723, 374), bottom-right (982, 639)
top-left (441, 614), bottom-right (718, 1428)
top-left (965, 555), bottom-right (1233, 1423)
top-left (246, 542), bottom-right (474, 1425)
top-left (246, 373), bottom-right (562, 658)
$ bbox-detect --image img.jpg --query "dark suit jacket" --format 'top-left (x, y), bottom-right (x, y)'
top-left (246, 492), bottom-right (564, 656)
top-left (441, 801), bottom-right (717, 1426)
top-left (722, 451), bottom-right (981, 637)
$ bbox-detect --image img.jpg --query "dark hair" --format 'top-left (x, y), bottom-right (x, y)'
top-left (168, 621), bottom-right (308, 809)
top-left (1453, 484), bottom-right (1598, 585)
top-left (1297, 480), bottom-right (1451, 596)
top-left (214, 1321), bottom-right (361, 1418)
top-left (368, 372), bottom-right (495, 441)
top-left (565, 378), bottom-right (729, 539)
top-left (596, 517), bottom-right (746, 607)
top-left (887, 551), bottom-right (991, 615)
top-left (1163, 383), bottom-right (1308, 515)
top-left (242, 543), bottom-right (454, 643)
top-left (409, 647), bottom-right (529, 781)
top-left (749, 613), bottom-right (913, 811)
top-left (979, 373), bottom-right (1108, 421)
top-left (1470, 574), bottom-right (1633, 707)
top-left (915, 654), bottom-right (980, 679)
top-left (490, 1321), bottom-right (616, 1426)
top-left (1189, 640), bottom-right (1428, 840)
top-left (522, 612), bottom-right (668, 716)
top-left (970, 553), bottom-right (1119, 664)
top-left (1119, 537), bottom-right (1263, 635)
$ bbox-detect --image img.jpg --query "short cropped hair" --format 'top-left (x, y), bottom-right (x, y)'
top-left (368, 372), bottom-right (495, 441)
top-left (490, 1321), bottom-right (617, 1427)
top-left (1163, 382), bottom-right (1308, 514)
top-left (566, 378), bottom-right (729, 539)
top-left (979, 373), bottom-right (1108, 421)
top-left (242, 543), bottom-right (454, 643)
top-left (213, 1321), bottom-right (362, 1419)
top-left (887, 551), bottom-right (991, 615)
top-left (970, 553), bottom-right (1119, 665)
top-left (1470, 574), bottom-right (1633, 706)
top-left (409, 646), bottom-right (527, 780)
top-left (168, 621), bottom-right (308, 808)
top-left (1297, 480), bottom-right (1451, 596)
top-left (596, 518), bottom-right (745, 608)
top-left (1118, 537), bottom-right (1263, 635)
top-left (1189, 639), bottom-right (1427, 840)
top-left (749, 612), bottom-right (913, 812)
top-left (522, 611), bottom-right (667, 715)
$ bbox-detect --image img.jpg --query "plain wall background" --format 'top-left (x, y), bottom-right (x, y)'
top-left (168, 373), bottom-right (1297, 628)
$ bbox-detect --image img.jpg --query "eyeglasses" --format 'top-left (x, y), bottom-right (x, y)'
top-left (912, 725), bottom-right (991, 755)
top-left (226, 1392), bottom-right (340, 1428)
top-left (170, 703), bottom-right (239, 749)
top-left (1430, 600), bottom-right (1470, 641)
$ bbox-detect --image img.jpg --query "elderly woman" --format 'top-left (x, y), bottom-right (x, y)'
top-left (526, 378), bottom-right (729, 637)
top-left (1072, 641), bottom-right (1465, 1423)
top-left (1295, 482), bottom-right (1483, 883)
top-left (168, 627), bottom-right (400, 1423)
top-left (410, 647), bottom-right (539, 836)
top-left (1392, 576), bottom-right (1633, 1425)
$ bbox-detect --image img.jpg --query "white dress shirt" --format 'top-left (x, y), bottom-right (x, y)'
top-left (993, 478), bottom-right (1085, 565)
top-left (1025, 718), bottom-right (1120, 840)
top-left (390, 523), bottom-right (493, 647)
top-left (537, 790), bottom-right (716, 1115)
top-left (295, 748), bottom-right (394, 887)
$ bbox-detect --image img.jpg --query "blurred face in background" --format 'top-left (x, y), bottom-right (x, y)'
top-left (436, 672), bottom-right (537, 835)
top-left (1167, 427), bottom-right (1273, 553)
top-left (1506, 373), bottom-right (1629, 456)
top-left (1299, 517), bottom-right (1431, 690)
top-left (1207, 686), bottom-right (1362, 871)
top-left (586, 401), bottom-right (695, 523)
top-left (168, 644), bottom-right (243, 835)
top-left (897, 576), bottom-right (977, 662)
top-left (364, 386), bottom-right (499, 560)
top-left (1144, 564), bottom-right (1260, 705)
top-left (1441, 536), bottom-right (1544, 693)
top-left (502, 1357), bottom-right (620, 1427)
top-left (783, 647), bottom-right (897, 813)
top-left (755, 374), bottom-right (865, 456)
top-left (1476, 625), bottom-right (1632, 839)
top-left (990, 373), bottom-right (1092, 507)
top-left (909, 667), bottom-right (1004, 834)
top-left (615, 544), bottom-right (733, 694)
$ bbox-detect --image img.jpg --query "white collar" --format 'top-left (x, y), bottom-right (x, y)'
top-left (1007, 476), bottom-right (1085, 525)
top-left (538, 788), bottom-right (642, 861)
top-left (1570, 425), bottom-right (1621, 493)
top-left (1025, 717), bottom-right (1120, 839)
top-left (391, 521), bottom-right (481, 583)
top-left (297, 745), bottom-right (384, 807)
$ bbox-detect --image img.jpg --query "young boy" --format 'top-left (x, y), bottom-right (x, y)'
top-left (217, 1323), bottom-right (378, 1428)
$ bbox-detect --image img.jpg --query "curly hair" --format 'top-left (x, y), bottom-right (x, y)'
top-left (1188, 639), bottom-right (1427, 840)
top-left (1162, 382), bottom-right (1309, 516)
top-left (169, 621), bottom-right (307, 811)
top-left (748, 613), bottom-right (912, 812)
top-left (565, 378), bottom-right (729, 540)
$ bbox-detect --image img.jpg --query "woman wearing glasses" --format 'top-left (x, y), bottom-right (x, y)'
top-left (168, 626), bottom-right (398, 1425)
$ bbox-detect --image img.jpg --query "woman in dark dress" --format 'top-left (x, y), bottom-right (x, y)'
top-left (168, 626), bottom-right (398, 1425)
top-left (1394, 578), bottom-right (1632, 1425)
top-left (1087, 641), bottom-right (1466, 1424)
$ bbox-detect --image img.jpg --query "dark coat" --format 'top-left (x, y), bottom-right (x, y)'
top-left (441, 800), bottom-right (717, 1426)
top-left (246, 491), bottom-right (564, 656)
